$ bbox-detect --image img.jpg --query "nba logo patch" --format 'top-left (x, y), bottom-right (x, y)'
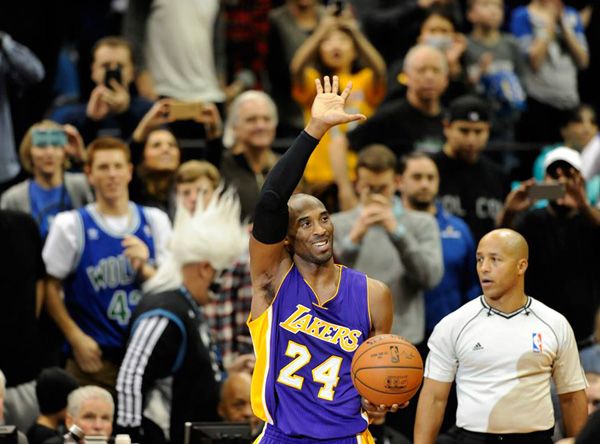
top-left (87, 228), bottom-right (99, 240)
top-left (532, 333), bottom-right (543, 353)
top-left (144, 225), bottom-right (152, 237)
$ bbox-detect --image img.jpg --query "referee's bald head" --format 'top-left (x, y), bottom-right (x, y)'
top-left (479, 229), bottom-right (529, 261)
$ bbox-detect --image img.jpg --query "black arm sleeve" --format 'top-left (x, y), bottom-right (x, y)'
top-left (252, 130), bottom-right (319, 244)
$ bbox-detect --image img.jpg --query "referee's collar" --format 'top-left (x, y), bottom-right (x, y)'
top-left (480, 296), bottom-right (532, 319)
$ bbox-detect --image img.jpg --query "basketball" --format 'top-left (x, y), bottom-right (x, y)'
top-left (351, 334), bottom-right (424, 406)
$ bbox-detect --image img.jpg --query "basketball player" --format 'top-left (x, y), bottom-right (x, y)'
top-left (43, 137), bottom-right (172, 391)
top-left (248, 76), bottom-right (398, 443)
top-left (414, 229), bottom-right (587, 444)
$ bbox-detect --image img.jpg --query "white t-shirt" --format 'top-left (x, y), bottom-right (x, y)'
top-left (425, 296), bottom-right (586, 434)
top-left (43, 203), bottom-right (172, 279)
top-left (145, 0), bottom-right (225, 102)
top-left (581, 134), bottom-right (600, 181)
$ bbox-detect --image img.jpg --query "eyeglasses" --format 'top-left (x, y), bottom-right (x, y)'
top-left (32, 129), bottom-right (67, 148)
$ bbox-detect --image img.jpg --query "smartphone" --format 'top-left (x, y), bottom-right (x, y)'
top-left (104, 66), bottom-right (122, 89)
top-left (169, 101), bottom-right (203, 120)
top-left (527, 183), bottom-right (566, 200)
top-left (333, 0), bottom-right (345, 16)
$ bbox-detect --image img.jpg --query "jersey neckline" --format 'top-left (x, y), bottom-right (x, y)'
top-left (479, 295), bottom-right (532, 319)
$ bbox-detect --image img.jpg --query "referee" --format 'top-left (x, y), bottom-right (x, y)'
top-left (414, 229), bottom-right (588, 444)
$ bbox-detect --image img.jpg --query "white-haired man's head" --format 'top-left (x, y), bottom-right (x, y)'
top-left (223, 90), bottom-right (277, 150)
top-left (403, 44), bottom-right (448, 104)
top-left (65, 386), bottom-right (114, 438)
top-left (143, 187), bottom-right (248, 301)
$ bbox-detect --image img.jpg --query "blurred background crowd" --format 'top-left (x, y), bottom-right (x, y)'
top-left (1, 0), bottom-right (599, 443)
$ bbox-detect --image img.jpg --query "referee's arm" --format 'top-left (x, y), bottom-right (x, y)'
top-left (559, 390), bottom-right (588, 438)
top-left (414, 378), bottom-right (453, 444)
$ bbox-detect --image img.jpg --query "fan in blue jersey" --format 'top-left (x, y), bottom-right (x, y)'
top-left (248, 76), bottom-right (405, 444)
top-left (43, 137), bottom-right (172, 392)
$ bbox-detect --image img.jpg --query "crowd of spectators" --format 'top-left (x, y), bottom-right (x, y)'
top-left (1, 0), bottom-right (599, 443)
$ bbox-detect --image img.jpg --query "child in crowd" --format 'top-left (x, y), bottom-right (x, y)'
top-left (290, 11), bottom-right (386, 208)
top-left (465, 0), bottom-right (526, 143)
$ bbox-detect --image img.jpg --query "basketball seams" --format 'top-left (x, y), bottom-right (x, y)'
top-left (354, 378), bottom-right (421, 395)
top-left (351, 340), bottom-right (421, 372)
top-left (355, 366), bottom-right (424, 371)
top-left (350, 335), bottom-right (424, 405)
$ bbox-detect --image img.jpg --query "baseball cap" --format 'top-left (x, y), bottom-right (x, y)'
top-left (543, 146), bottom-right (582, 173)
top-left (446, 95), bottom-right (491, 123)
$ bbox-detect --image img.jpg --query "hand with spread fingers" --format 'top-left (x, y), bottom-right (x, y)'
top-left (306, 75), bottom-right (366, 139)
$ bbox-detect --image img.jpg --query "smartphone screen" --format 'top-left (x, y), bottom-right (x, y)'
top-left (169, 101), bottom-right (203, 120)
top-left (527, 183), bottom-right (566, 201)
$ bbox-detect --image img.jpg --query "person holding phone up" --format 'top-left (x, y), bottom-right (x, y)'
top-left (498, 146), bottom-right (600, 342)
top-left (126, 99), bottom-right (224, 219)
top-left (50, 37), bottom-right (153, 145)
top-left (1, 121), bottom-right (93, 240)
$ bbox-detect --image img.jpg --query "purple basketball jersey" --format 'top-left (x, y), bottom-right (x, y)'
top-left (249, 264), bottom-right (371, 439)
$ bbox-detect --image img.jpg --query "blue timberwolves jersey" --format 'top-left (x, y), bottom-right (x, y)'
top-left (249, 265), bottom-right (371, 439)
top-left (64, 203), bottom-right (156, 350)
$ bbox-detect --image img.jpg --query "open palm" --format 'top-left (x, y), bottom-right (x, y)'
top-left (311, 76), bottom-right (366, 128)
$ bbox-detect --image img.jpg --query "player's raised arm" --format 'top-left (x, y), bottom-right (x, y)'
top-left (249, 76), bottom-right (365, 319)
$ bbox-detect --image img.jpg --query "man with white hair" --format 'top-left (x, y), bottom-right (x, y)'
top-left (116, 189), bottom-right (248, 444)
top-left (65, 386), bottom-right (114, 439)
top-left (220, 90), bottom-right (279, 220)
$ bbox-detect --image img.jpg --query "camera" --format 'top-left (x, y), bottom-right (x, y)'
top-left (104, 66), bottom-right (122, 89)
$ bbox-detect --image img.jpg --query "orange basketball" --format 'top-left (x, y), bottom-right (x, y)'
top-left (351, 334), bottom-right (424, 406)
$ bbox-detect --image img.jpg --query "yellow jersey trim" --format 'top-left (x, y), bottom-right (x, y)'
top-left (366, 277), bottom-right (372, 334)
top-left (247, 263), bottom-right (294, 425)
top-left (303, 264), bottom-right (343, 308)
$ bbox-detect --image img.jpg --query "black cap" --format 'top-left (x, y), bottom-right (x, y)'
top-left (36, 367), bottom-right (79, 414)
top-left (446, 95), bottom-right (491, 123)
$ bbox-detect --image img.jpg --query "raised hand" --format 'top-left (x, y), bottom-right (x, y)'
top-left (559, 167), bottom-right (587, 209)
top-left (103, 79), bottom-right (131, 114)
top-left (86, 86), bottom-right (111, 121)
top-left (305, 76), bottom-right (366, 140)
top-left (504, 178), bottom-right (535, 213)
top-left (194, 103), bottom-right (223, 140)
top-left (132, 99), bottom-right (173, 143)
top-left (63, 124), bottom-right (86, 163)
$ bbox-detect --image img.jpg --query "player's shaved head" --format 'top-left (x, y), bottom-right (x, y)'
top-left (479, 229), bottom-right (529, 261)
top-left (288, 193), bottom-right (326, 222)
